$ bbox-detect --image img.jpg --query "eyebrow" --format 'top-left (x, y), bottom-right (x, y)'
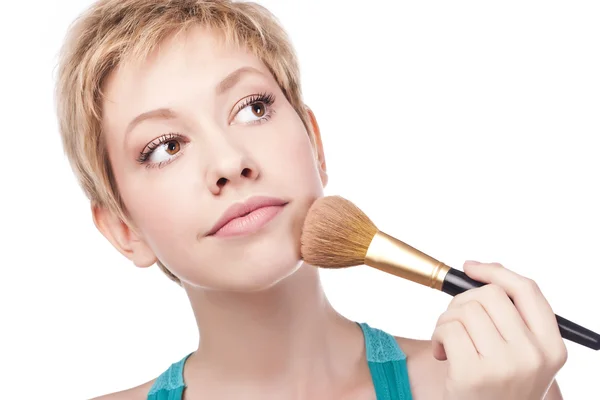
top-left (124, 66), bottom-right (265, 137)
top-left (216, 66), bottom-right (264, 96)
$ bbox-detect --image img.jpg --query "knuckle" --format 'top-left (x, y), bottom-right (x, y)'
top-left (484, 283), bottom-right (506, 299)
top-left (462, 300), bottom-right (481, 314)
top-left (528, 278), bottom-right (540, 291)
top-left (447, 295), bottom-right (460, 309)
top-left (549, 344), bottom-right (569, 369)
top-left (444, 320), bottom-right (468, 342)
top-left (520, 277), bottom-right (540, 294)
top-left (434, 310), bottom-right (446, 326)
top-left (458, 301), bottom-right (481, 324)
top-left (434, 317), bottom-right (448, 334)
top-left (559, 345), bottom-right (569, 365)
top-left (529, 350), bottom-right (545, 371)
top-left (446, 320), bottom-right (464, 334)
top-left (433, 318), bottom-right (458, 339)
top-left (520, 347), bottom-right (545, 373)
top-left (436, 308), bottom-right (457, 327)
top-left (448, 290), bottom-right (469, 308)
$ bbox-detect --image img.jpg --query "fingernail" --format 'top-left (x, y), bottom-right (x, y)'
top-left (464, 260), bottom-right (481, 266)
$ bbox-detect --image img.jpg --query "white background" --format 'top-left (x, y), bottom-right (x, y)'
top-left (1, 1), bottom-right (599, 399)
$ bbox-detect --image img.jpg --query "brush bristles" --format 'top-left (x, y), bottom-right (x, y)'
top-left (300, 196), bottom-right (379, 268)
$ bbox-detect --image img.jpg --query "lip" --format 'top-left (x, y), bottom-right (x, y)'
top-left (206, 196), bottom-right (289, 237)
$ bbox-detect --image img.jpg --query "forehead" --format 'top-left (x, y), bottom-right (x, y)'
top-left (101, 25), bottom-right (273, 132)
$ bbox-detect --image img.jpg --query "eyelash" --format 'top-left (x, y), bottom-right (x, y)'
top-left (136, 132), bottom-right (186, 166)
top-left (136, 92), bottom-right (276, 168)
top-left (233, 91), bottom-right (276, 124)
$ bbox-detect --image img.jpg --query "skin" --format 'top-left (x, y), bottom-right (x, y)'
top-left (91, 26), bottom-right (566, 399)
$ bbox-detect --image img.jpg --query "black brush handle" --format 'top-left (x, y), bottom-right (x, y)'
top-left (441, 268), bottom-right (600, 351)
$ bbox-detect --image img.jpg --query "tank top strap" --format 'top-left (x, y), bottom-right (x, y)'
top-left (358, 322), bottom-right (413, 400)
top-left (147, 353), bottom-right (192, 400)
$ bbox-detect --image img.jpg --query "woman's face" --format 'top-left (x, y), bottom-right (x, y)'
top-left (99, 26), bottom-right (327, 291)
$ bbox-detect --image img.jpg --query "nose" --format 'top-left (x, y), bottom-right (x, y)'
top-left (205, 141), bottom-right (260, 195)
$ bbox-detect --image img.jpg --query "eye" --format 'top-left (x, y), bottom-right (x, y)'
top-left (151, 139), bottom-right (180, 162)
top-left (137, 133), bottom-right (187, 168)
top-left (232, 92), bottom-right (275, 125)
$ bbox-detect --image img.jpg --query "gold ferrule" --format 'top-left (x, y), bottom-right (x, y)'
top-left (364, 231), bottom-right (450, 290)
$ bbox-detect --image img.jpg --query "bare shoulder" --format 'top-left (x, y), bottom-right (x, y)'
top-left (90, 379), bottom-right (156, 400)
top-left (394, 336), bottom-right (432, 359)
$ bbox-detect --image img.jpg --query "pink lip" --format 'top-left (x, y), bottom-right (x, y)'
top-left (206, 196), bottom-right (289, 237)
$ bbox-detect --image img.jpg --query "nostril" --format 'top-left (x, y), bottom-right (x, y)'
top-left (217, 177), bottom-right (228, 188)
top-left (241, 168), bottom-right (252, 178)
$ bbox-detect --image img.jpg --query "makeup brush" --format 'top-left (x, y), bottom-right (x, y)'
top-left (300, 195), bottom-right (600, 351)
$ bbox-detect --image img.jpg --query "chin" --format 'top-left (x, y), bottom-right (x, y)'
top-left (230, 258), bottom-right (304, 292)
top-left (217, 234), bottom-right (305, 292)
top-left (180, 252), bottom-right (303, 293)
top-left (176, 228), bottom-right (304, 292)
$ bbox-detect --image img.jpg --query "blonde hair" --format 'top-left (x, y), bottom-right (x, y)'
top-left (55, 0), bottom-right (315, 284)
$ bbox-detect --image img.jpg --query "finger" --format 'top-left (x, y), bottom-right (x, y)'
top-left (447, 283), bottom-right (532, 344)
top-left (463, 261), bottom-right (562, 349)
top-left (437, 300), bottom-right (505, 358)
top-left (431, 320), bottom-right (479, 368)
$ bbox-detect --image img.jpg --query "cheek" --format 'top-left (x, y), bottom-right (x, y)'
top-left (262, 126), bottom-right (322, 192)
top-left (105, 140), bottom-right (193, 239)
top-left (119, 166), bottom-right (205, 248)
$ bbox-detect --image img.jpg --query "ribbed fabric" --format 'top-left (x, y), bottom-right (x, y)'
top-left (147, 322), bottom-right (412, 399)
top-left (147, 353), bottom-right (191, 400)
top-left (359, 322), bottom-right (413, 400)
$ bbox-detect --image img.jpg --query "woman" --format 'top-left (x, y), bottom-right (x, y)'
top-left (55, 0), bottom-right (566, 398)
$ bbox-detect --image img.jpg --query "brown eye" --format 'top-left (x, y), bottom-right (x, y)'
top-left (165, 140), bottom-right (180, 155)
top-left (251, 102), bottom-right (265, 117)
top-left (231, 93), bottom-right (275, 125)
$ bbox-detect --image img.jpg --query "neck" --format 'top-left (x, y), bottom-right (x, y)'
top-left (183, 264), bottom-right (366, 388)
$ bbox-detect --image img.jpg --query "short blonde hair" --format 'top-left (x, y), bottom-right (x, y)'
top-left (55, 0), bottom-right (315, 284)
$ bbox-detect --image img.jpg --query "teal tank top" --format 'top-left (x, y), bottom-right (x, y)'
top-left (147, 322), bottom-right (413, 399)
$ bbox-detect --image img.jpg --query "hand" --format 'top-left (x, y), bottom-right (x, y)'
top-left (431, 261), bottom-right (568, 400)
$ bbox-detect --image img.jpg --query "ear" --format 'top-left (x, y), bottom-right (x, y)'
top-left (305, 105), bottom-right (328, 187)
top-left (91, 203), bottom-right (157, 268)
